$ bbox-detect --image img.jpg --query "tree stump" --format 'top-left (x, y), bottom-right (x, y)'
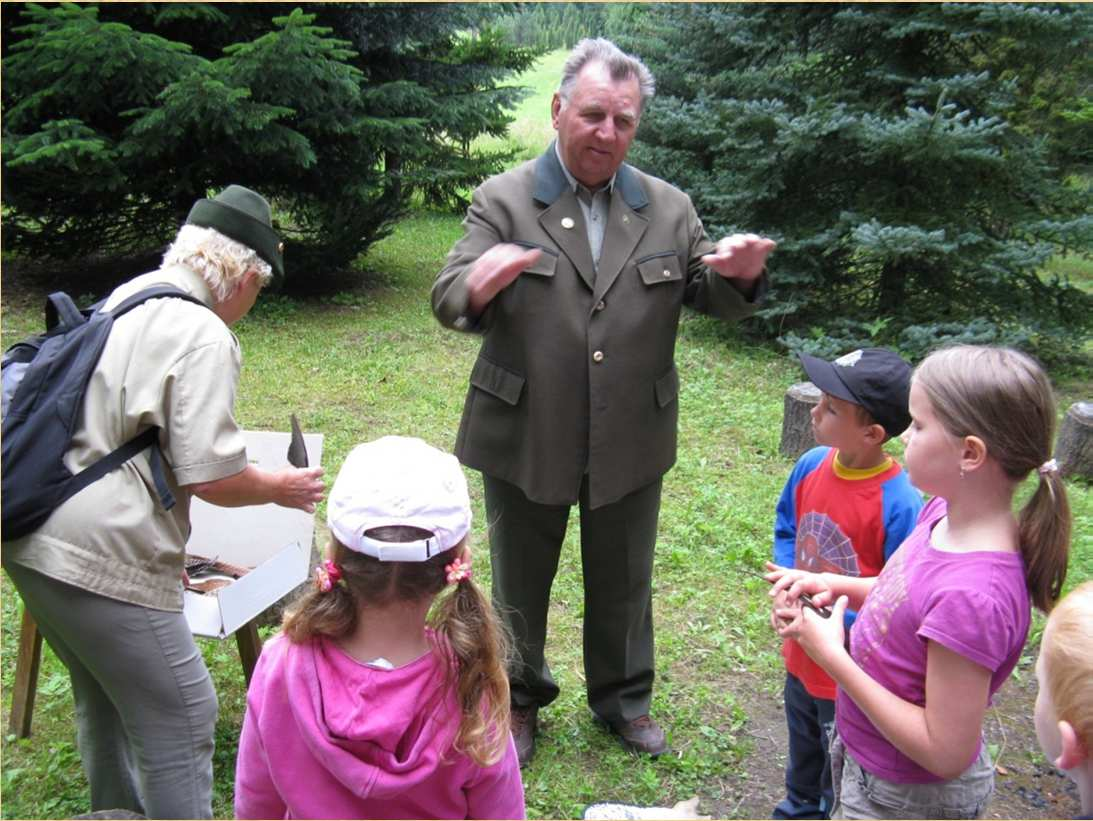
top-left (1055, 401), bottom-right (1092, 481)
top-left (780, 381), bottom-right (821, 461)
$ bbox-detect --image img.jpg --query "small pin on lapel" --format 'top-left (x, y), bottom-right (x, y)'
top-left (561, 217), bottom-right (575, 229)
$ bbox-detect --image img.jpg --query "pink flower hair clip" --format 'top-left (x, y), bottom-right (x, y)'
top-left (445, 556), bottom-right (472, 585)
top-left (314, 559), bottom-right (344, 593)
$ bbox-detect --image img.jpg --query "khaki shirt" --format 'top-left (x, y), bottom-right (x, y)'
top-left (3, 265), bottom-right (248, 610)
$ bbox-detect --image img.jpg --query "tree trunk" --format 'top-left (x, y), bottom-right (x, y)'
top-left (876, 261), bottom-right (908, 316)
top-left (384, 150), bottom-right (403, 204)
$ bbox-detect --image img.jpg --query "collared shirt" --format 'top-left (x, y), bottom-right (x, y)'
top-left (3, 264), bottom-right (249, 611)
top-left (554, 141), bottom-right (613, 269)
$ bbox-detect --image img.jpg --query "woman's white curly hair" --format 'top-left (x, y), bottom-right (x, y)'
top-left (162, 224), bottom-right (273, 302)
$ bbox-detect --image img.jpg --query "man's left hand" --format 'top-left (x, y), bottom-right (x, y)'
top-left (701, 233), bottom-right (776, 282)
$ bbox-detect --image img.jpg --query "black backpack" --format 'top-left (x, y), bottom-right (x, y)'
top-left (2, 285), bottom-right (209, 540)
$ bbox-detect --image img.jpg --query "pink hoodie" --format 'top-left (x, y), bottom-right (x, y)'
top-left (234, 633), bottom-right (525, 820)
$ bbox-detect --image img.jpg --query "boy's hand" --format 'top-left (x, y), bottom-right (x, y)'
top-left (775, 595), bottom-right (849, 669)
top-left (769, 587), bottom-right (796, 632)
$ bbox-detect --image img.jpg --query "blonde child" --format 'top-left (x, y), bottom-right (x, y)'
top-left (1034, 580), bottom-right (1093, 818)
top-left (234, 436), bottom-right (524, 819)
top-left (768, 345), bottom-right (1071, 819)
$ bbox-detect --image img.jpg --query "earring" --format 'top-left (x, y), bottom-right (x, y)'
top-left (959, 467), bottom-right (966, 479)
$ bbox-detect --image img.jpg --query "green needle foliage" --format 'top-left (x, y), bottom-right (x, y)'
top-left (616, 3), bottom-right (1092, 363)
top-left (1, 3), bottom-right (537, 279)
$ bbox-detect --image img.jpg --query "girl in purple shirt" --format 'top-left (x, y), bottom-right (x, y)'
top-left (768, 346), bottom-right (1072, 819)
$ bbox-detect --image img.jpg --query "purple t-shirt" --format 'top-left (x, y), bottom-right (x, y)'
top-left (835, 495), bottom-right (1030, 783)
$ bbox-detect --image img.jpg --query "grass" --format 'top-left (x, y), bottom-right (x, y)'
top-left (2, 209), bottom-right (1091, 819)
top-left (475, 48), bottom-right (568, 163)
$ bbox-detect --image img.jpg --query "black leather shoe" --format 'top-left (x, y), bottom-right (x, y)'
top-left (596, 713), bottom-right (668, 756)
top-left (511, 706), bottom-right (538, 768)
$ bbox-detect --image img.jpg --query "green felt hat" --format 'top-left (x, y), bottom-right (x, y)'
top-left (186, 185), bottom-right (284, 286)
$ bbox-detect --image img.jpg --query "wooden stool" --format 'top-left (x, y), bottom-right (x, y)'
top-left (8, 605), bottom-right (262, 739)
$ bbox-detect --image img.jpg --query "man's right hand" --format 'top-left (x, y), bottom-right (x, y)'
top-left (466, 243), bottom-right (543, 316)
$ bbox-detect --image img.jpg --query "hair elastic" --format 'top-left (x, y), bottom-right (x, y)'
top-left (314, 559), bottom-right (344, 593)
top-left (1038, 458), bottom-right (1059, 476)
top-left (445, 557), bottom-right (472, 585)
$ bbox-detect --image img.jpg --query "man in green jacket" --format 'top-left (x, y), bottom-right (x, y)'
top-left (432, 38), bottom-right (774, 766)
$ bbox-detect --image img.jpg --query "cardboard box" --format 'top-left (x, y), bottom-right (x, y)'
top-left (183, 430), bottom-right (323, 638)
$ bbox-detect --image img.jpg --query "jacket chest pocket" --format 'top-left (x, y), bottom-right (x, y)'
top-left (514, 242), bottom-right (558, 278)
top-left (636, 251), bottom-right (682, 286)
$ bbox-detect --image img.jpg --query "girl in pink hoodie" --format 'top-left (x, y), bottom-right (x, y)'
top-left (235, 436), bottom-right (525, 820)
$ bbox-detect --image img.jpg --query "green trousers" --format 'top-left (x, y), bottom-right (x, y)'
top-left (483, 473), bottom-right (662, 723)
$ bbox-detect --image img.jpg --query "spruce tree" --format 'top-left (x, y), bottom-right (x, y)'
top-left (618, 4), bottom-right (1092, 359)
top-left (1, 3), bottom-right (535, 278)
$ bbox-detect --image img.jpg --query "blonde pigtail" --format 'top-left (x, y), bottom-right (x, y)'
top-left (282, 542), bottom-right (361, 643)
top-left (431, 575), bottom-right (512, 767)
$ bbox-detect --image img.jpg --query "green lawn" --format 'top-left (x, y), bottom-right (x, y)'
top-left (2, 209), bottom-right (1091, 819)
top-left (475, 48), bottom-right (568, 163)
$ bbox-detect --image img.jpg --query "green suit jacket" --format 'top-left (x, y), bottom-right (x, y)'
top-left (432, 145), bottom-right (762, 509)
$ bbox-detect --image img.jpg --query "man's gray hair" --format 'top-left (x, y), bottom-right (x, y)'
top-left (558, 38), bottom-right (655, 112)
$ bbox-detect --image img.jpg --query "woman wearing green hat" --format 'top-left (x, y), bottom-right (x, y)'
top-left (3, 185), bottom-right (324, 818)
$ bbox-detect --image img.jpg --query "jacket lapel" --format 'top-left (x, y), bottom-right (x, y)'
top-left (592, 163), bottom-right (648, 303)
top-left (539, 197), bottom-right (596, 291)
top-left (532, 145), bottom-right (650, 296)
top-left (534, 145), bottom-right (595, 290)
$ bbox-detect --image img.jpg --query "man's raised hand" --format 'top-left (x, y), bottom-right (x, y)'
top-left (701, 233), bottom-right (776, 283)
top-left (466, 243), bottom-right (543, 315)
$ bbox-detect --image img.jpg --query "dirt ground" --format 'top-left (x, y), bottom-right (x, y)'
top-left (714, 668), bottom-right (1080, 820)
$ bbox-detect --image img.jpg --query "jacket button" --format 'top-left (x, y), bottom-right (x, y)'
top-left (592, 350), bottom-right (604, 363)
top-left (662, 268), bottom-right (672, 278)
top-left (594, 300), bottom-right (606, 312)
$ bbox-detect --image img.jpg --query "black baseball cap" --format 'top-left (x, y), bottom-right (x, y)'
top-left (798, 348), bottom-right (913, 438)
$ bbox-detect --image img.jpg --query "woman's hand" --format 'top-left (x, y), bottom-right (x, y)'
top-left (775, 594), bottom-right (850, 670)
top-left (273, 466), bottom-right (325, 513)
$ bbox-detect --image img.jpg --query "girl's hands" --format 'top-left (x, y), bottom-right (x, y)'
top-left (764, 561), bottom-right (835, 609)
top-left (775, 595), bottom-right (850, 670)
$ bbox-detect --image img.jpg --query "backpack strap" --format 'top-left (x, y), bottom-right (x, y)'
top-left (58, 286), bottom-right (211, 512)
top-left (45, 292), bottom-right (85, 332)
top-left (62, 427), bottom-right (175, 511)
top-left (108, 285), bottom-right (209, 319)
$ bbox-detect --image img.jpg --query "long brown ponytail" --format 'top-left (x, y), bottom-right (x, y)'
top-left (915, 345), bottom-right (1071, 611)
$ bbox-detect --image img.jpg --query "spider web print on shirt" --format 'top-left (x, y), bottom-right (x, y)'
top-left (795, 512), bottom-right (862, 577)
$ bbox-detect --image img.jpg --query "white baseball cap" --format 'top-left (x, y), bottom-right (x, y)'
top-left (327, 436), bottom-right (471, 562)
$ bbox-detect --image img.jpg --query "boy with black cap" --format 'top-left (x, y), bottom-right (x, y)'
top-left (770, 348), bottom-right (922, 820)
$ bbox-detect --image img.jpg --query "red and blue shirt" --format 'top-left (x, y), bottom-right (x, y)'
top-left (773, 446), bottom-right (922, 699)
